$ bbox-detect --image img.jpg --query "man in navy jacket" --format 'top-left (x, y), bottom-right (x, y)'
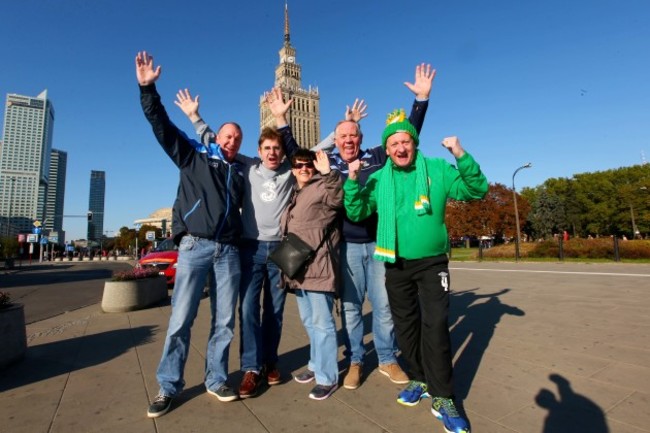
top-left (136, 51), bottom-right (244, 418)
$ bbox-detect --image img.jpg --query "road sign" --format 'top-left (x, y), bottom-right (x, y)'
top-left (40, 236), bottom-right (48, 245)
top-left (135, 223), bottom-right (142, 231)
top-left (33, 227), bottom-right (42, 235)
top-left (146, 231), bottom-right (156, 241)
top-left (50, 235), bottom-right (59, 243)
top-left (27, 234), bottom-right (38, 243)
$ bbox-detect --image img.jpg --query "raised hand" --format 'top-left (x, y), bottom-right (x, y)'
top-left (174, 89), bottom-right (201, 122)
top-left (347, 158), bottom-right (361, 180)
top-left (345, 99), bottom-right (368, 123)
top-left (441, 136), bottom-right (465, 158)
top-left (314, 150), bottom-right (331, 175)
top-left (135, 51), bottom-right (161, 86)
top-left (264, 87), bottom-right (292, 127)
top-left (404, 63), bottom-right (436, 100)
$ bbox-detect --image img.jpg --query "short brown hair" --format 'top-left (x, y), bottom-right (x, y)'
top-left (258, 127), bottom-right (282, 148)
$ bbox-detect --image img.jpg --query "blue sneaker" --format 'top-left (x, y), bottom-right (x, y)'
top-left (397, 380), bottom-right (429, 406)
top-left (431, 397), bottom-right (470, 433)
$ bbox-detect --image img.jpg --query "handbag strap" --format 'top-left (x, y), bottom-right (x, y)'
top-left (314, 219), bottom-right (338, 253)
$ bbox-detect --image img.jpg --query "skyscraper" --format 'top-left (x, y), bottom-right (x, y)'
top-left (0, 90), bottom-right (54, 236)
top-left (45, 149), bottom-right (67, 243)
top-left (259, 3), bottom-right (320, 148)
top-left (87, 170), bottom-right (105, 241)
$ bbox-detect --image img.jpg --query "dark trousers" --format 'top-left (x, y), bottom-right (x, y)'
top-left (385, 256), bottom-right (453, 398)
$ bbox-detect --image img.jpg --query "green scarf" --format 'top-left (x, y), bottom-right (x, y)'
top-left (374, 151), bottom-right (431, 263)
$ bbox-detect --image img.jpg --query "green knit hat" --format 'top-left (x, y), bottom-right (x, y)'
top-left (381, 109), bottom-right (419, 147)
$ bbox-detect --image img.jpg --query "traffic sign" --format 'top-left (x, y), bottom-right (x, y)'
top-left (146, 231), bottom-right (156, 241)
top-left (27, 234), bottom-right (38, 243)
top-left (50, 235), bottom-right (59, 243)
top-left (40, 236), bottom-right (48, 245)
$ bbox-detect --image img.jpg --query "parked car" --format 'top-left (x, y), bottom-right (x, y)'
top-left (136, 238), bottom-right (178, 285)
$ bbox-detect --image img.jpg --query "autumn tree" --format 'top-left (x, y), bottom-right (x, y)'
top-left (446, 183), bottom-right (530, 241)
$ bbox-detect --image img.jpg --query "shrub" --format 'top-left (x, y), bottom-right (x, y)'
top-left (0, 291), bottom-right (11, 308)
top-left (111, 267), bottom-right (160, 282)
top-left (481, 238), bottom-right (650, 260)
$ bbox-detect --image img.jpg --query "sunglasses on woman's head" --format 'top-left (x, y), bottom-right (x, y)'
top-left (293, 162), bottom-right (314, 169)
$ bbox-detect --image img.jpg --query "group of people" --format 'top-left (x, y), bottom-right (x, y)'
top-left (136, 50), bottom-right (487, 433)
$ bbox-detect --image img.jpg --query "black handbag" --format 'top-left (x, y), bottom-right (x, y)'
top-left (269, 221), bottom-right (337, 280)
top-left (268, 232), bottom-right (316, 279)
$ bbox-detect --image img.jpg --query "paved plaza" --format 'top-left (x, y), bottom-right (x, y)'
top-left (1, 261), bottom-right (649, 432)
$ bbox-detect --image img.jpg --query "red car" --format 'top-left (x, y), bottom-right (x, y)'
top-left (136, 238), bottom-right (178, 285)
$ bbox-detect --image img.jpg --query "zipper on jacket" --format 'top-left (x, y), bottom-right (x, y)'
top-left (214, 148), bottom-right (233, 240)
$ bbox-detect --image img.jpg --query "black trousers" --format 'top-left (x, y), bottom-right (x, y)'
top-left (385, 256), bottom-right (453, 398)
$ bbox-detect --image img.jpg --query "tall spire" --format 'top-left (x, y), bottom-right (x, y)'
top-left (284, 1), bottom-right (290, 44)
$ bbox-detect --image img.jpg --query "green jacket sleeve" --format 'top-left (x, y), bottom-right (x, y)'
top-left (343, 175), bottom-right (378, 222)
top-left (445, 152), bottom-right (489, 201)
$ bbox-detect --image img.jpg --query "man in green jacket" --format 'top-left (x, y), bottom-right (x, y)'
top-left (343, 109), bottom-right (488, 433)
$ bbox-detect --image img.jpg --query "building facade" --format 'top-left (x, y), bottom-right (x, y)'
top-left (45, 149), bottom-right (67, 243)
top-left (0, 91), bottom-right (54, 236)
top-left (259, 3), bottom-right (320, 148)
top-left (87, 170), bottom-right (105, 240)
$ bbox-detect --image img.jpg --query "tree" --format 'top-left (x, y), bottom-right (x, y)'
top-left (446, 183), bottom-right (530, 241)
top-left (527, 187), bottom-right (565, 239)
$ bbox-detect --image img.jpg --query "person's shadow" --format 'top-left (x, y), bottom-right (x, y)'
top-left (536, 374), bottom-right (609, 433)
top-left (450, 288), bottom-right (525, 399)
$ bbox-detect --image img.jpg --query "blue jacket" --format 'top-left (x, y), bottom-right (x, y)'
top-left (140, 84), bottom-right (244, 244)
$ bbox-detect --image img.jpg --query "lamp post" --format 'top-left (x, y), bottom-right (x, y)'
top-left (512, 163), bottom-right (532, 261)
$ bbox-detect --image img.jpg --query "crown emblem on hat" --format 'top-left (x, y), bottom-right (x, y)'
top-left (385, 108), bottom-right (407, 126)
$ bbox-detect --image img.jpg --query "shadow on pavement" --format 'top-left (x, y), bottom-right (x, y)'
top-left (450, 288), bottom-right (525, 399)
top-left (536, 373), bottom-right (609, 433)
top-left (0, 325), bottom-right (157, 392)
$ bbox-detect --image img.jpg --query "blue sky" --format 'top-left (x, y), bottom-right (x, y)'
top-left (1, 0), bottom-right (648, 241)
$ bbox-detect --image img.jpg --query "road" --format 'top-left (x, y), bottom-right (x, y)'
top-left (1, 260), bottom-right (134, 324)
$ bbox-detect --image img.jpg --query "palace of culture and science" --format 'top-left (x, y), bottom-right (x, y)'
top-left (259, 3), bottom-right (321, 149)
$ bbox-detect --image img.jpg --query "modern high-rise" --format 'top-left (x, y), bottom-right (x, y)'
top-left (0, 90), bottom-right (54, 236)
top-left (45, 149), bottom-right (67, 243)
top-left (259, 3), bottom-right (320, 148)
top-left (87, 170), bottom-right (105, 241)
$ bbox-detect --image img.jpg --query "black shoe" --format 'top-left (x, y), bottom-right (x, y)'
top-left (147, 394), bottom-right (173, 418)
top-left (294, 369), bottom-right (315, 384)
top-left (308, 383), bottom-right (338, 400)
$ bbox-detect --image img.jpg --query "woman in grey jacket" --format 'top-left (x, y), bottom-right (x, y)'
top-left (280, 149), bottom-right (342, 400)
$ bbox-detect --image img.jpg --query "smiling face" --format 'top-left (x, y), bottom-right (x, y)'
top-left (291, 158), bottom-right (316, 189)
top-left (385, 132), bottom-right (416, 168)
top-left (334, 121), bottom-right (362, 163)
top-left (216, 123), bottom-right (242, 162)
top-left (258, 138), bottom-right (284, 170)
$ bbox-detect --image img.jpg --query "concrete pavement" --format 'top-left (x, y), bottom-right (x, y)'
top-left (1, 261), bottom-right (649, 432)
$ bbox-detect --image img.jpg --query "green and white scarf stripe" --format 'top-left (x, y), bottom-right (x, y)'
top-left (374, 151), bottom-right (431, 263)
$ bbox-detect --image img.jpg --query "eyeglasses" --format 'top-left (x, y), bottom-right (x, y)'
top-left (293, 162), bottom-right (314, 169)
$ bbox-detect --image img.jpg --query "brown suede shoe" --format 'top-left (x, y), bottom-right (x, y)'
top-left (343, 363), bottom-right (362, 390)
top-left (378, 363), bottom-right (409, 384)
top-left (239, 371), bottom-right (261, 398)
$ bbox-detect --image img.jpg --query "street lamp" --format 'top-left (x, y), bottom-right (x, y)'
top-left (512, 163), bottom-right (532, 261)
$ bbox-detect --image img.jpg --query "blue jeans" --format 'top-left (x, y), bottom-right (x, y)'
top-left (156, 235), bottom-right (240, 396)
top-left (340, 241), bottom-right (398, 365)
top-left (294, 289), bottom-right (338, 386)
top-left (238, 239), bottom-right (286, 372)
